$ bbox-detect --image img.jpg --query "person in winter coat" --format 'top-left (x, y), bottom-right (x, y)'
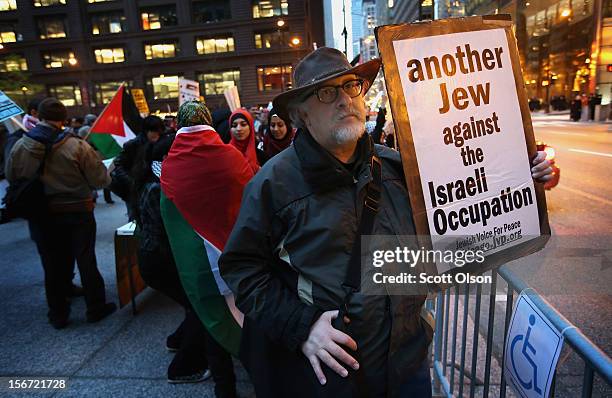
top-left (218, 47), bottom-right (555, 397)
top-left (229, 109), bottom-right (263, 170)
top-left (6, 98), bottom-right (116, 329)
top-left (262, 109), bottom-right (295, 159)
top-left (110, 115), bottom-right (161, 216)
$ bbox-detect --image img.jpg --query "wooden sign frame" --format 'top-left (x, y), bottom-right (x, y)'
top-left (375, 15), bottom-right (550, 277)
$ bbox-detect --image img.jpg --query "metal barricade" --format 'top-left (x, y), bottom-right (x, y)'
top-left (430, 266), bottom-right (612, 397)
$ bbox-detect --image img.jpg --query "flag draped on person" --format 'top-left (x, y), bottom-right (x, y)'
top-left (160, 124), bottom-right (255, 356)
top-left (88, 84), bottom-right (143, 159)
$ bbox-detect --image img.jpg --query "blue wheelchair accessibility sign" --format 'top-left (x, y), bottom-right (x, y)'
top-left (504, 292), bottom-right (564, 398)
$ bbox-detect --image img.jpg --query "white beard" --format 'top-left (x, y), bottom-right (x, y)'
top-left (331, 121), bottom-right (364, 145)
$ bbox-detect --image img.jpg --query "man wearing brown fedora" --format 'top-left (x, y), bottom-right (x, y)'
top-left (219, 47), bottom-right (553, 397)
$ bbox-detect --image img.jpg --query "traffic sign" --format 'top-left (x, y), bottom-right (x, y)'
top-left (504, 292), bottom-right (564, 398)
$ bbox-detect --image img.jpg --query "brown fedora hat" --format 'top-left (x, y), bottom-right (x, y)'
top-left (273, 47), bottom-right (381, 122)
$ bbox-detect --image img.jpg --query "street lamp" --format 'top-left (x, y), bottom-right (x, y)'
top-left (290, 37), bottom-right (301, 47)
top-left (277, 19), bottom-right (285, 91)
top-left (21, 86), bottom-right (28, 107)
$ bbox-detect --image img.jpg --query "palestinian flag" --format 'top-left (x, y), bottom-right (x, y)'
top-left (89, 84), bottom-right (142, 159)
top-left (160, 124), bottom-right (255, 356)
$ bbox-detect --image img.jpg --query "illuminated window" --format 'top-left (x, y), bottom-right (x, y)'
top-left (91, 12), bottom-right (126, 35)
top-left (48, 84), bottom-right (82, 106)
top-left (0, 0), bottom-right (17, 11)
top-left (193, 0), bottom-right (231, 23)
top-left (196, 36), bottom-right (234, 55)
top-left (94, 47), bottom-right (125, 64)
top-left (254, 30), bottom-right (290, 48)
top-left (198, 70), bottom-right (240, 95)
top-left (148, 75), bottom-right (179, 99)
top-left (34, 0), bottom-right (66, 6)
top-left (94, 81), bottom-right (131, 104)
top-left (37, 16), bottom-right (67, 39)
top-left (141, 6), bottom-right (177, 30)
top-left (144, 42), bottom-right (178, 59)
top-left (0, 55), bottom-right (27, 72)
top-left (42, 50), bottom-right (76, 68)
top-left (0, 23), bottom-right (18, 43)
top-left (257, 65), bottom-right (292, 91)
top-left (252, 0), bottom-right (288, 18)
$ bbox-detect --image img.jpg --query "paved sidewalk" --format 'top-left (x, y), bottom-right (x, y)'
top-left (0, 198), bottom-right (254, 397)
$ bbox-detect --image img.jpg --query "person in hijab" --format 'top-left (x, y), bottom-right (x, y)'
top-left (229, 109), bottom-right (262, 170)
top-left (161, 101), bottom-right (253, 398)
top-left (263, 109), bottom-right (295, 159)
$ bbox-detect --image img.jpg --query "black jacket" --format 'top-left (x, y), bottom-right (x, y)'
top-left (220, 130), bottom-right (432, 397)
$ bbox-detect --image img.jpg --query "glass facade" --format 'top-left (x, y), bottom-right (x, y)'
top-left (254, 30), bottom-right (290, 48)
top-left (141, 6), bottom-right (178, 30)
top-left (196, 36), bottom-right (234, 54)
top-left (94, 47), bottom-right (125, 64)
top-left (94, 81), bottom-right (131, 105)
top-left (0, 0), bottom-right (17, 11)
top-left (42, 50), bottom-right (76, 68)
top-left (37, 16), bottom-right (67, 39)
top-left (144, 42), bottom-right (178, 59)
top-left (148, 75), bottom-right (179, 99)
top-left (193, 0), bottom-right (231, 23)
top-left (33, 0), bottom-right (66, 6)
top-left (252, 0), bottom-right (288, 18)
top-left (198, 70), bottom-right (240, 95)
top-left (48, 84), bottom-right (82, 106)
top-left (91, 12), bottom-right (126, 35)
top-left (0, 55), bottom-right (27, 72)
top-left (520, 0), bottom-right (596, 102)
top-left (0, 22), bottom-right (18, 43)
top-left (256, 65), bottom-right (292, 91)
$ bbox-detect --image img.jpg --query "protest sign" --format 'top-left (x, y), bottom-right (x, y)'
top-left (0, 90), bottom-right (24, 123)
top-left (130, 88), bottom-right (149, 115)
top-left (179, 78), bottom-right (200, 106)
top-left (375, 16), bottom-right (550, 277)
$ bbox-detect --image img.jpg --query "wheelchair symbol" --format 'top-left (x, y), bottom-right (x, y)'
top-left (510, 314), bottom-right (542, 395)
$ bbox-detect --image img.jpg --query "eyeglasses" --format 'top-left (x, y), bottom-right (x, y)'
top-left (311, 79), bottom-right (365, 104)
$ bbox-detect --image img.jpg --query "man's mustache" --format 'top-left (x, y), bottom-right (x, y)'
top-left (336, 111), bottom-right (362, 121)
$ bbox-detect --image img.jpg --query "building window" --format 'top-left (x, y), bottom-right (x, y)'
top-left (148, 75), bottom-right (179, 99)
top-left (94, 47), bottom-right (125, 64)
top-left (196, 36), bottom-right (234, 55)
top-left (91, 12), bottom-right (126, 35)
top-left (37, 16), bottom-right (67, 39)
top-left (257, 65), bottom-right (292, 91)
top-left (193, 0), bottom-right (231, 23)
top-left (144, 42), bottom-right (178, 60)
top-left (34, 0), bottom-right (66, 6)
top-left (0, 0), bottom-right (17, 11)
top-left (0, 22), bottom-right (19, 43)
top-left (0, 55), bottom-right (27, 72)
top-left (252, 0), bottom-right (288, 18)
top-left (94, 81), bottom-right (131, 104)
top-left (42, 50), bottom-right (77, 68)
top-left (198, 70), bottom-right (240, 96)
top-left (141, 6), bottom-right (177, 30)
top-left (254, 30), bottom-right (290, 49)
top-left (48, 84), bottom-right (82, 106)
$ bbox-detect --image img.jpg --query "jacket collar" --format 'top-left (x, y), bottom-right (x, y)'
top-left (25, 121), bottom-right (68, 145)
top-left (293, 128), bottom-right (373, 193)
